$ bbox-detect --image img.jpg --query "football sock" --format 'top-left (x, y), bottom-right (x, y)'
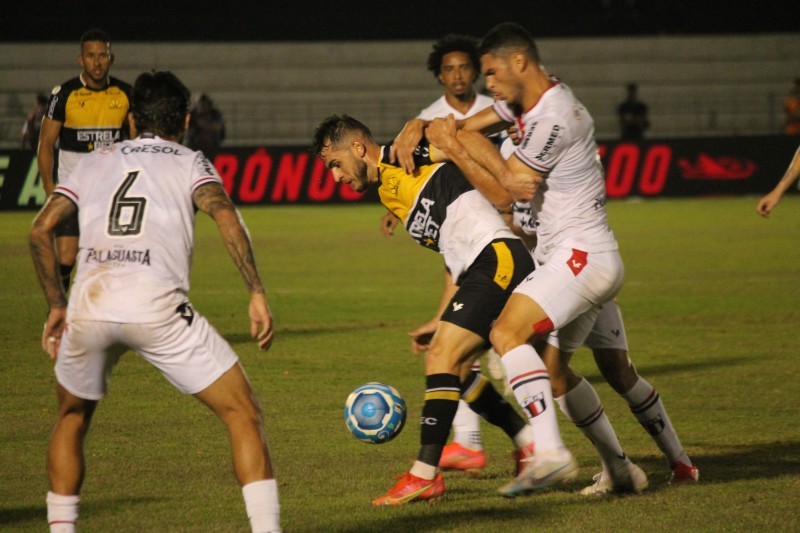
top-left (513, 424), bottom-right (535, 450)
top-left (414, 373), bottom-right (461, 476)
top-left (451, 362), bottom-right (484, 450)
top-left (556, 377), bottom-right (630, 478)
top-left (242, 479), bottom-right (281, 533)
top-left (502, 344), bottom-right (565, 453)
top-left (46, 491), bottom-right (79, 533)
top-left (451, 400), bottom-right (483, 450)
top-left (462, 371), bottom-right (527, 442)
top-left (623, 377), bottom-right (692, 466)
top-left (58, 263), bottom-right (73, 294)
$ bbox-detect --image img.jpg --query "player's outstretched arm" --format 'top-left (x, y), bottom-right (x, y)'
top-left (29, 194), bottom-right (76, 358)
top-left (193, 182), bottom-right (274, 350)
top-left (757, 144), bottom-right (800, 217)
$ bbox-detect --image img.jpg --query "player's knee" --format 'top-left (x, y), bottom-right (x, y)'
top-left (423, 343), bottom-right (461, 374)
top-left (489, 322), bottom-right (524, 355)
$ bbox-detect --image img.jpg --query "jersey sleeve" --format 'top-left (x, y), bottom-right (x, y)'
top-left (45, 85), bottom-right (67, 123)
top-left (492, 100), bottom-right (517, 124)
top-left (190, 152), bottom-right (223, 192)
top-left (383, 140), bottom-right (436, 168)
top-left (514, 114), bottom-right (569, 173)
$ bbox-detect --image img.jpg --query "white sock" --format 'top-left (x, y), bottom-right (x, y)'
top-left (451, 400), bottom-right (482, 450)
top-left (623, 377), bottom-right (691, 466)
top-left (556, 378), bottom-right (629, 477)
top-left (242, 479), bottom-right (281, 533)
top-left (47, 492), bottom-right (79, 533)
top-left (512, 424), bottom-right (535, 450)
top-left (410, 461), bottom-right (438, 480)
top-left (501, 344), bottom-right (565, 453)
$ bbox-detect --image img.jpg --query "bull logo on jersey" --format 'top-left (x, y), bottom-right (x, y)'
top-left (522, 393), bottom-right (547, 417)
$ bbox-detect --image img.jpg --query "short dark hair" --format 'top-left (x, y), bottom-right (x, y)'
top-left (80, 28), bottom-right (111, 46)
top-left (312, 115), bottom-right (373, 156)
top-left (478, 22), bottom-right (540, 63)
top-left (132, 71), bottom-right (191, 138)
top-left (427, 34), bottom-right (480, 78)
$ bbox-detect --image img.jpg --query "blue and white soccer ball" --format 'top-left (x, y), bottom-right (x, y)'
top-left (344, 382), bottom-right (406, 444)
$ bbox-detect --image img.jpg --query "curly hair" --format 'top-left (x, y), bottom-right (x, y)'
top-left (426, 34), bottom-right (480, 78)
top-left (131, 71), bottom-right (191, 138)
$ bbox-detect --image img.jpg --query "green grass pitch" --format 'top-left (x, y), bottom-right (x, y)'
top-left (2, 196), bottom-right (799, 532)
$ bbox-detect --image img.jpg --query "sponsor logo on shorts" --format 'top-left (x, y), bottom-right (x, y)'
top-left (452, 302), bottom-right (464, 312)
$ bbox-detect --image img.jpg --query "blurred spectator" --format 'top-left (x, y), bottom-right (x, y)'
top-left (185, 93), bottom-right (225, 153)
top-left (617, 82), bottom-right (649, 140)
top-left (22, 93), bottom-right (48, 150)
top-left (783, 78), bottom-right (800, 135)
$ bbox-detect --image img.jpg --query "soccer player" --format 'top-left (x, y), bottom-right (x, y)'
top-left (756, 143), bottom-right (800, 217)
top-left (37, 28), bottom-right (132, 294)
top-left (404, 22), bottom-right (660, 497)
top-left (381, 33), bottom-right (511, 476)
top-left (312, 114), bottom-right (573, 505)
top-left (30, 71), bottom-right (281, 533)
top-left (512, 198), bottom-right (698, 492)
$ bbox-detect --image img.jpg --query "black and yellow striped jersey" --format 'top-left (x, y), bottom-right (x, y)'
top-left (377, 143), bottom-right (517, 282)
top-left (45, 75), bottom-right (132, 153)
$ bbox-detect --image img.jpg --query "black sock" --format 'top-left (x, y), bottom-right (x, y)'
top-left (462, 371), bottom-right (527, 439)
top-left (58, 263), bottom-right (74, 294)
top-left (417, 373), bottom-right (461, 467)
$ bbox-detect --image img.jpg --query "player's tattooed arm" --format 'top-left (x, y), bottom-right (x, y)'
top-left (194, 182), bottom-right (274, 350)
top-left (193, 182), bottom-right (265, 295)
top-left (29, 194), bottom-right (77, 309)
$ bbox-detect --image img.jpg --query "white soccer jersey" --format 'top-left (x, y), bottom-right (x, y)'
top-left (494, 80), bottom-right (617, 264)
top-left (54, 135), bottom-right (221, 323)
top-left (417, 93), bottom-right (495, 121)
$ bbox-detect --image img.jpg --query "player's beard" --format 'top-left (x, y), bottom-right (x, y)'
top-left (351, 158), bottom-right (370, 192)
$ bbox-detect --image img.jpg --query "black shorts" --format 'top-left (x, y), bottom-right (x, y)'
top-left (441, 238), bottom-right (535, 343)
top-left (54, 212), bottom-right (79, 238)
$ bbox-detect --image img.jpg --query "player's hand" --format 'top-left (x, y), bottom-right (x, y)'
top-left (41, 307), bottom-right (67, 360)
top-left (380, 211), bottom-right (400, 237)
top-left (425, 115), bottom-right (459, 154)
top-left (507, 125), bottom-right (521, 145)
top-left (756, 190), bottom-right (781, 217)
top-left (503, 172), bottom-right (542, 202)
top-left (390, 119), bottom-right (425, 173)
top-left (408, 320), bottom-right (438, 355)
top-left (249, 292), bottom-right (274, 351)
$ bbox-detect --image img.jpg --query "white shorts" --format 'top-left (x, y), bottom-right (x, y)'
top-left (55, 304), bottom-right (238, 401)
top-left (546, 299), bottom-right (629, 353)
top-left (515, 246), bottom-right (625, 351)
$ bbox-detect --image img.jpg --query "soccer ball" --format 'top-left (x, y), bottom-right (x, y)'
top-left (344, 382), bottom-right (406, 444)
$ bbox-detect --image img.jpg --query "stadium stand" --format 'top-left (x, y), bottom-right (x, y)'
top-left (0, 33), bottom-right (796, 148)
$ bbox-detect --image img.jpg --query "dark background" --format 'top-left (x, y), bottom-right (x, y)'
top-left (2, 1), bottom-right (798, 42)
